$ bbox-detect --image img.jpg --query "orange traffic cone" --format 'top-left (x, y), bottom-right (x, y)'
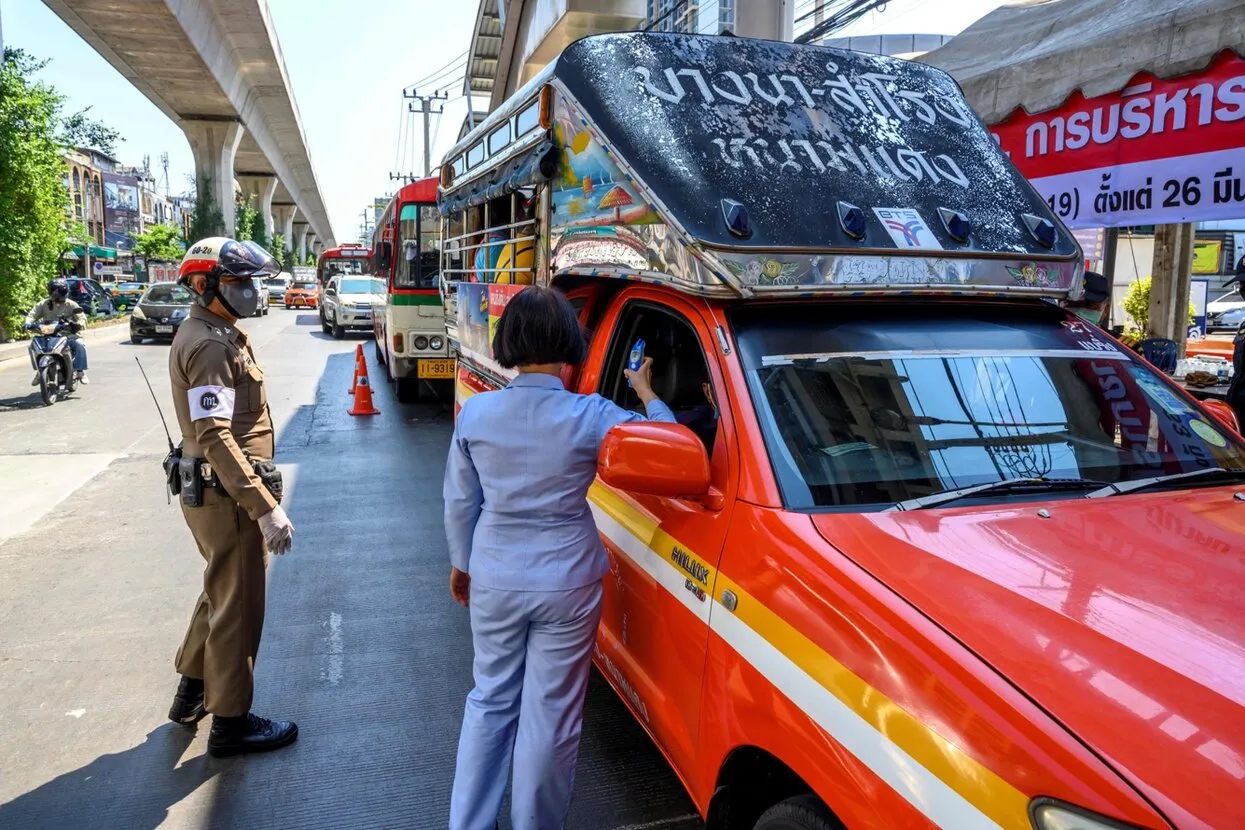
top-left (348, 343), bottom-right (365, 394)
top-left (348, 360), bottom-right (380, 416)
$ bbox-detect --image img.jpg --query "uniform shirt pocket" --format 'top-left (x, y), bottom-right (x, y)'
top-left (242, 363), bottom-right (266, 413)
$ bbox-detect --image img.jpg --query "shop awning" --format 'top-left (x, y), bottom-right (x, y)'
top-left (922, 0), bottom-right (1245, 229)
top-left (69, 244), bottom-right (118, 261)
top-left (922, 0), bottom-right (1245, 123)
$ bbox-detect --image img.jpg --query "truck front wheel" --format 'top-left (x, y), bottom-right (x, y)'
top-left (754, 795), bottom-right (842, 830)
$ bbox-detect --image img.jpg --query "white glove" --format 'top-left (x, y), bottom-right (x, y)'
top-left (258, 505), bottom-right (294, 554)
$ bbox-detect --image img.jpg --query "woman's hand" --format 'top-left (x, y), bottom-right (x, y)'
top-left (449, 567), bottom-right (470, 607)
top-left (624, 356), bottom-right (659, 406)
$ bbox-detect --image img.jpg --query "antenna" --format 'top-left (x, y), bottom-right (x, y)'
top-left (161, 152), bottom-right (170, 198)
top-left (135, 357), bottom-right (175, 454)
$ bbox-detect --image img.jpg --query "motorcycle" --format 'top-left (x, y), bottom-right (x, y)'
top-left (27, 319), bottom-right (79, 406)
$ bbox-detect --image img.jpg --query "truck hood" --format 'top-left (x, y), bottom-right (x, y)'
top-left (812, 490), bottom-right (1245, 828)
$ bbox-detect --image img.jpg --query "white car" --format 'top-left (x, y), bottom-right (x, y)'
top-left (1207, 288), bottom-right (1245, 332)
top-left (250, 278), bottom-right (270, 317)
top-left (320, 275), bottom-right (385, 339)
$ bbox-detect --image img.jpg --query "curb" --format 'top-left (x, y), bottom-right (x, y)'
top-left (0, 318), bottom-right (130, 366)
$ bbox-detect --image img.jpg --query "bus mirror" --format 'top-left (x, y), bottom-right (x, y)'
top-left (378, 241), bottom-right (392, 270)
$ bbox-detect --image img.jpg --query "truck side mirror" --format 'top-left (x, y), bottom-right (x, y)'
top-left (598, 422), bottom-right (710, 498)
top-left (1201, 400), bottom-right (1240, 435)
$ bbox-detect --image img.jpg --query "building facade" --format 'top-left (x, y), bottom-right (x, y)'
top-left (645, 0), bottom-right (735, 35)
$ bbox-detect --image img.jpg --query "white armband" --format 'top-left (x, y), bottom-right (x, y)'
top-left (188, 385), bottom-right (236, 421)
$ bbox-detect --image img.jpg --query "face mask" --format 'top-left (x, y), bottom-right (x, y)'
top-left (215, 279), bottom-right (260, 318)
top-left (1073, 307), bottom-right (1104, 326)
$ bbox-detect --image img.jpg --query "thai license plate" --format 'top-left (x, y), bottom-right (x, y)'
top-left (155, 325), bottom-right (174, 333)
top-left (417, 359), bottom-right (455, 379)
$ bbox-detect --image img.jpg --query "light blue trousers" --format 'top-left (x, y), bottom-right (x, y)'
top-left (449, 580), bottom-right (604, 830)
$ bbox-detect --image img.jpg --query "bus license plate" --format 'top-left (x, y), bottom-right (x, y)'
top-left (417, 359), bottom-right (455, 379)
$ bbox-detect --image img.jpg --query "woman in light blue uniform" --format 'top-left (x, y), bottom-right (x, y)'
top-left (444, 286), bottom-right (674, 830)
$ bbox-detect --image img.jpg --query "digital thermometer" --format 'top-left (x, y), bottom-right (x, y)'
top-left (626, 338), bottom-right (645, 387)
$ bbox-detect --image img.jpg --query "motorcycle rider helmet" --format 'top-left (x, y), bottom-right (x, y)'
top-left (47, 278), bottom-right (69, 301)
top-left (178, 237), bottom-right (280, 319)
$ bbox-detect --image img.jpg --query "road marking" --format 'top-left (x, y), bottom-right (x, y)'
top-left (322, 611), bottom-right (344, 685)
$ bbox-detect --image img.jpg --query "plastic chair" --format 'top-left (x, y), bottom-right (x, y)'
top-left (1139, 338), bottom-right (1178, 373)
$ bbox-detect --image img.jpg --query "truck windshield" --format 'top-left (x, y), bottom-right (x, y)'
top-left (732, 303), bottom-right (1245, 510)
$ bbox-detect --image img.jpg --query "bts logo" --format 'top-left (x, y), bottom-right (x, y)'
top-left (873, 208), bottom-right (944, 251)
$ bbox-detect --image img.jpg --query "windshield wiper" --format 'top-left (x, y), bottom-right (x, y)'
top-left (889, 477), bottom-right (1110, 512)
top-left (1085, 467), bottom-right (1245, 498)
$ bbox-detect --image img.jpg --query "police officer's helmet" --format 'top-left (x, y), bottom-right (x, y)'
top-left (47, 279), bottom-right (69, 301)
top-left (178, 237), bottom-right (280, 284)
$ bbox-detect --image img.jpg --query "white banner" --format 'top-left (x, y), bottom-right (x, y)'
top-left (1032, 147), bottom-right (1245, 229)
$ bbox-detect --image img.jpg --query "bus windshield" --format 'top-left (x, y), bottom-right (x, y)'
top-left (396, 202), bottom-right (440, 289)
top-left (323, 258), bottom-right (368, 277)
top-left (733, 303), bottom-right (1245, 510)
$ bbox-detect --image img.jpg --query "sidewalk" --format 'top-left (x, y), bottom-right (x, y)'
top-left (0, 317), bottom-right (129, 367)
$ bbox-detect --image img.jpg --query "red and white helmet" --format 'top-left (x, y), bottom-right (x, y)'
top-left (179, 237), bottom-right (279, 283)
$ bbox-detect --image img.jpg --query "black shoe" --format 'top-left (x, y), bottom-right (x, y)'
top-left (168, 676), bottom-right (206, 726)
top-left (207, 712), bottom-right (298, 758)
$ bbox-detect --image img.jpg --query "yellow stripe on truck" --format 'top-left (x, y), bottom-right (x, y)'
top-left (587, 484), bottom-right (1030, 830)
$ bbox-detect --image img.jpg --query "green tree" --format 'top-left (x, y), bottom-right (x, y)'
top-left (234, 192), bottom-right (258, 242)
top-left (61, 219), bottom-right (93, 271)
top-left (1122, 276), bottom-right (1196, 335)
top-left (132, 223), bottom-right (184, 263)
top-left (0, 50), bottom-right (72, 336)
top-left (271, 233), bottom-right (290, 270)
top-left (61, 108), bottom-right (120, 156)
top-left (187, 176), bottom-right (225, 242)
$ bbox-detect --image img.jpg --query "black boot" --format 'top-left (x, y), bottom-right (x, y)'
top-left (168, 676), bottom-right (206, 726)
top-left (207, 713), bottom-right (298, 758)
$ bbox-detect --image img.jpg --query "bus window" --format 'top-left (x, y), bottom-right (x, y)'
top-left (396, 203), bottom-right (440, 289)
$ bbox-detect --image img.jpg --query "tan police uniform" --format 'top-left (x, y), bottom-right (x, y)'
top-left (169, 304), bottom-right (277, 718)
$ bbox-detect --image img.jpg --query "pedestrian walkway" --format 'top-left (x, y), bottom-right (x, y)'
top-left (0, 314), bottom-right (700, 829)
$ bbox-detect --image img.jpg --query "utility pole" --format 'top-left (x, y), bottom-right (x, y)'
top-left (389, 171), bottom-right (419, 185)
top-left (402, 89), bottom-right (449, 177)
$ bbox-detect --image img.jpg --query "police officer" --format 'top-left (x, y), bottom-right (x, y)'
top-left (166, 237), bottom-right (298, 757)
top-left (24, 278), bottom-right (89, 384)
top-left (1228, 256), bottom-right (1245, 428)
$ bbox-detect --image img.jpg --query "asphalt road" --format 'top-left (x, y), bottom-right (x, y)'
top-left (0, 308), bottom-right (700, 829)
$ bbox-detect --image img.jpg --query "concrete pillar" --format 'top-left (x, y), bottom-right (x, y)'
top-left (735, 0), bottom-right (794, 40)
top-left (182, 120), bottom-right (244, 237)
top-left (307, 234), bottom-right (319, 261)
top-left (296, 223), bottom-right (309, 261)
top-left (237, 175), bottom-right (279, 241)
top-left (273, 204), bottom-right (296, 252)
top-left (1147, 222), bottom-right (1196, 350)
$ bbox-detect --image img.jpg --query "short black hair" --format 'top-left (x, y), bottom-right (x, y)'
top-left (492, 285), bottom-right (587, 369)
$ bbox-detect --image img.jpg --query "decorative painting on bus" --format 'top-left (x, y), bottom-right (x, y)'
top-left (551, 97), bottom-right (661, 229)
top-left (456, 283), bottom-right (525, 366)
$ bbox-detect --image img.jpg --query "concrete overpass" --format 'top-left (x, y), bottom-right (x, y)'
top-left (42, 0), bottom-right (336, 255)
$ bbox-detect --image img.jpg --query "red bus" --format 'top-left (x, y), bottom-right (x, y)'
top-left (370, 176), bottom-right (449, 402)
top-left (315, 242), bottom-right (372, 285)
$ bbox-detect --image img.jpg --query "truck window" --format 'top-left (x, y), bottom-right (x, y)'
top-left (600, 303), bottom-right (719, 455)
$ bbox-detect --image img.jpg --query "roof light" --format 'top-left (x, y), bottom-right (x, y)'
top-left (1022, 213), bottom-right (1057, 248)
top-left (938, 207), bottom-right (971, 243)
top-left (721, 199), bottom-right (752, 239)
top-left (837, 201), bottom-right (866, 240)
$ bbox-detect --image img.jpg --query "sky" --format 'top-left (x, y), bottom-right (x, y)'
top-left (1, 0), bottom-right (1006, 246)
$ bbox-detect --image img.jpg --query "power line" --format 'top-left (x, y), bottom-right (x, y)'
top-left (794, 0), bottom-right (891, 44)
top-left (404, 53), bottom-right (468, 94)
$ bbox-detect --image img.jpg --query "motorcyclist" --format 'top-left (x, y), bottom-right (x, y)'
top-left (24, 279), bottom-right (89, 384)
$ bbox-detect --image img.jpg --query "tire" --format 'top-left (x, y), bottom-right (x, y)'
top-left (332, 314), bottom-right (345, 340)
top-left (130, 334), bottom-right (142, 345)
top-left (754, 796), bottom-right (841, 830)
top-left (396, 377), bottom-right (420, 403)
top-left (38, 364), bottom-right (59, 406)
